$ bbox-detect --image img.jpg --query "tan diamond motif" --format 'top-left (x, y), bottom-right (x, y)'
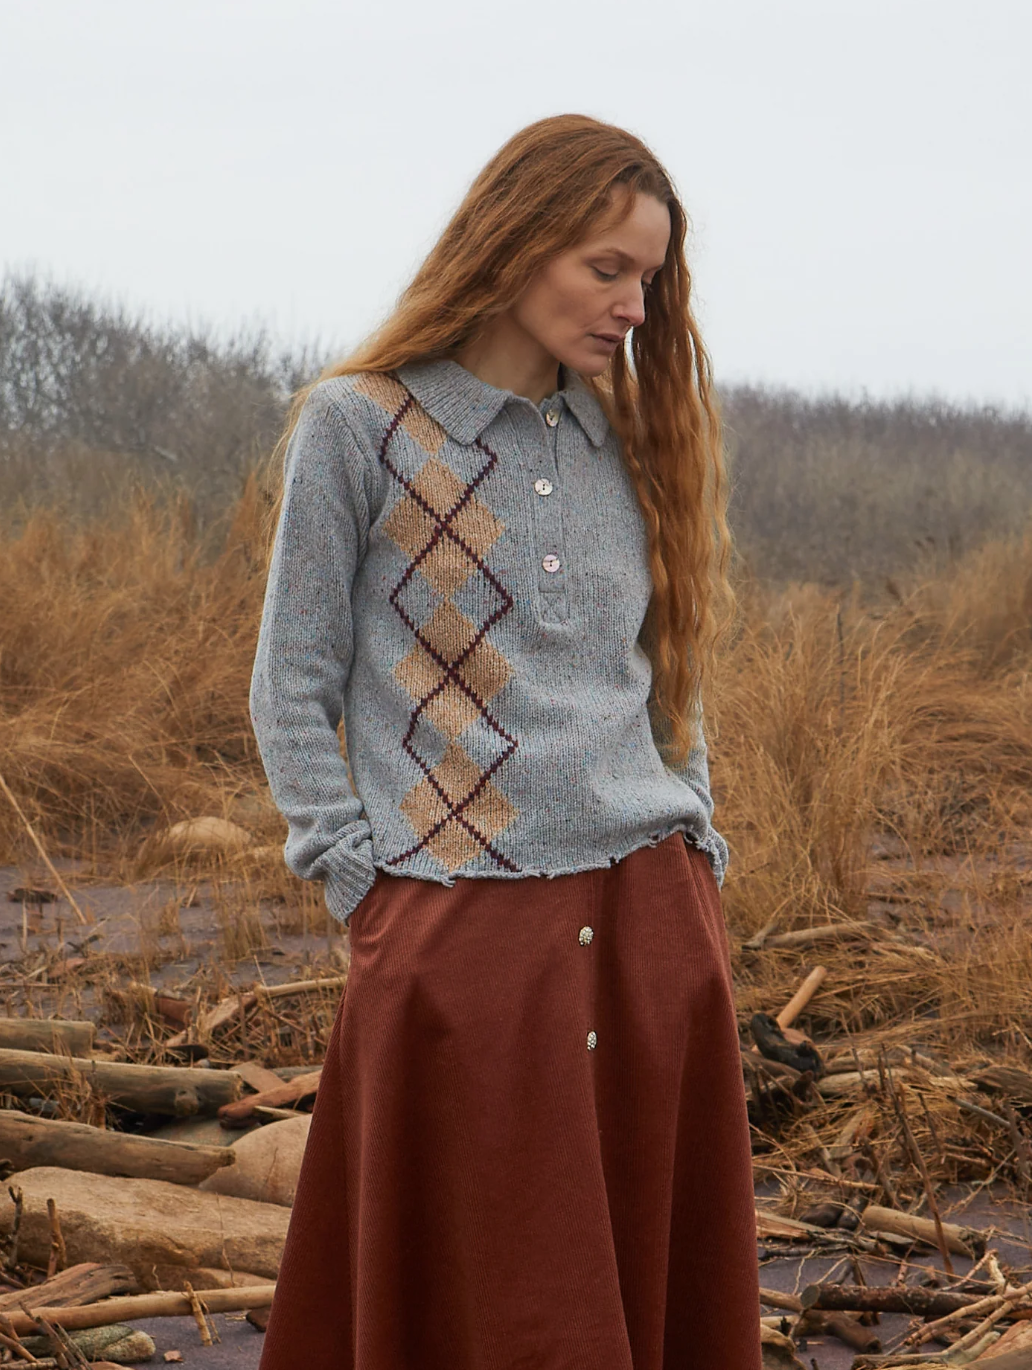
top-left (365, 371), bottom-right (520, 876)
top-left (354, 372), bottom-right (447, 454)
top-left (382, 458), bottom-right (505, 595)
top-left (400, 741), bottom-right (519, 871)
top-left (393, 600), bottom-right (512, 739)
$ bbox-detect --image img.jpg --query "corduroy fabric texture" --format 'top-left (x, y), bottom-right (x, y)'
top-left (249, 359), bottom-right (730, 926)
top-left (257, 832), bottom-right (761, 1370)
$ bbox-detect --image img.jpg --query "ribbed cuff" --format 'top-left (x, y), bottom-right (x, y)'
top-left (322, 853), bottom-right (377, 926)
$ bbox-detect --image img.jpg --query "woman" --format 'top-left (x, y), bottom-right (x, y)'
top-left (249, 113), bottom-right (760, 1370)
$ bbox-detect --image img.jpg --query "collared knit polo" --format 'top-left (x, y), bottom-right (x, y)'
top-left (248, 357), bottom-right (730, 926)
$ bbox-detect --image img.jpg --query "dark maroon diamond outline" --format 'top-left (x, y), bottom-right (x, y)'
top-left (376, 392), bottom-right (520, 872)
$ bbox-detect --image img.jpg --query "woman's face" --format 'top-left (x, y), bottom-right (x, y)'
top-left (509, 187), bottom-right (672, 377)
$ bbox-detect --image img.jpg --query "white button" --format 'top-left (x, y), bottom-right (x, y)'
top-left (542, 554), bottom-right (561, 573)
top-left (545, 407), bottom-right (560, 427)
top-left (587, 1030), bottom-right (598, 1050)
top-left (578, 926), bottom-right (594, 945)
top-left (534, 478), bottom-right (553, 496)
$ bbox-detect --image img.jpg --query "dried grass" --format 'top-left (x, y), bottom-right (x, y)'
top-left (1, 478), bottom-right (1032, 1197)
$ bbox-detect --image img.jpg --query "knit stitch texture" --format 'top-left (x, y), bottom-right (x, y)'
top-left (249, 358), bottom-right (730, 925)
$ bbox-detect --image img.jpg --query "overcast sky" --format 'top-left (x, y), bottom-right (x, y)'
top-left (3, 0), bottom-right (1029, 408)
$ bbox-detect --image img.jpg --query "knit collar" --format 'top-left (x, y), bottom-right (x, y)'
top-left (394, 357), bottom-right (610, 449)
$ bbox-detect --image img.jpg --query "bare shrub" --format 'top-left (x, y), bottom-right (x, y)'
top-left (723, 385), bottom-right (1032, 586)
top-left (0, 269), bottom-right (326, 532)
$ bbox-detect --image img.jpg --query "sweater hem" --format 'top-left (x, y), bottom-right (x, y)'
top-left (370, 822), bottom-right (725, 889)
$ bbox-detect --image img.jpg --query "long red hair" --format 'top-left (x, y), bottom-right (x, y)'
top-left (262, 113), bottom-right (734, 766)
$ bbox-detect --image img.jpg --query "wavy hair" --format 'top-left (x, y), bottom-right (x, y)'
top-left (261, 113), bottom-right (735, 766)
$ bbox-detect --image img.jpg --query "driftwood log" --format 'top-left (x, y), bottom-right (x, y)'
top-left (795, 1309), bottom-right (880, 1352)
top-left (0, 1166), bottom-right (289, 1281)
top-left (0, 1262), bottom-right (137, 1312)
top-left (800, 1283), bottom-right (986, 1317)
top-left (973, 1065), bottom-right (1032, 1104)
top-left (761, 921), bottom-right (881, 951)
top-left (218, 1069), bottom-right (321, 1127)
top-left (860, 1204), bottom-right (982, 1257)
top-left (0, 1110), bottom-right (236, 1184)
top-left (0, 1283), bottom-right (276, 1337)
top-left (0, 1048), bottom-right (242, 1116)
top-left (0, 1020), bottom-right (94, 1057)
top-left (759, 1287), bottom-right (804, 1313)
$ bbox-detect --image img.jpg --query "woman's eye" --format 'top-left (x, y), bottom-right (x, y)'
top-left (593, 267), bottom-right (618, 281)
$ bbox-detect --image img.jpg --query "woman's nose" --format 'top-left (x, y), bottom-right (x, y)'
top-left (613, 285), bottom-right (647, 328)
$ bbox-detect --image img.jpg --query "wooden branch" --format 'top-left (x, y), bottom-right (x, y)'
top-left (879, 1058), bottom-right (954, 1272)
top-left (762, 921), bottom-right (881, 950)
top-left (0, 1110), bottom-right (235, 1184)
top-left (182, 1281), bottom-right (216, 1347)
top-left (795, 1308), bottom-right (880, 1352)
top-left (217, 1069), bottom-right (321, 1126)
top-left (800, 1283), bottom-right (986, 1317)
top-left (0, 1284), bottom-right (275, 1337)
top-left (163, 977), bottom-right (346, 1049)
top-left (776, 967), bottom-right (827, 1030)
top-left (759, 1287), bottom-right (804, 1313)
top-left (0, 1022), bottom-right (94, 1058)
top-left (258, 977), bottom-right (346, 1000)
top-left (859, 1204), bottom-right (981, 1257)
top-left (44, 1200), bottom-right (65, 1279)
top-left (903, 1275), bottom-right (1032, 1351)
top-left (0, 1313), bottom-right (37, 1364)
top-left (742, 917), bottom-right (779, 952)
top-left (234, 1062), bottom-right (284, 1094)
top-left (0, 1050), bottom-right (242, 1117)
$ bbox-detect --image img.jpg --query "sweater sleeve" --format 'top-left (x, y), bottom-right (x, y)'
top-left (653, 699), bottom-right (730, 889)
top-left (249, 382), bottom-right (376, 925)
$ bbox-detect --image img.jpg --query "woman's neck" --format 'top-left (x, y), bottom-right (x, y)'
top-left (452, 315), bottom-right (562, 405)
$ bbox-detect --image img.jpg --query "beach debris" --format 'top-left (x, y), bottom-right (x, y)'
top-left (200, 1113), bottom-right (310, 1206)
top-left (0, 1168), bottom-right (290, 1283)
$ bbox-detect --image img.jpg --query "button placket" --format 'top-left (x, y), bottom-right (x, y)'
top-left (579, 923), bottom-right (596, 1052)
top-left (531, 400), bottom-right (568, 622)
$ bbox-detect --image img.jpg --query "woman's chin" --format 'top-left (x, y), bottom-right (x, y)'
top-left (563, 349), bottom-right (612, 379)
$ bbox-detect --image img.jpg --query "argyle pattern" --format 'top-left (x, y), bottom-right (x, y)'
top-left (353, 372), bottom-right (521, 875)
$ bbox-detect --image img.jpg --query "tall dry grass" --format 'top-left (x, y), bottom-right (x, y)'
top-left (0, 476), bottom-right (277, 864)
top-left (2, 475), bottom-right (1032, 1075)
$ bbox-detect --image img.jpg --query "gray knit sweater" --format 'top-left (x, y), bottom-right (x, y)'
top-left (249, 358), bottom-right (729, 926)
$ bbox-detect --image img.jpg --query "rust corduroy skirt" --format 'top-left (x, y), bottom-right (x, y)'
top-left (258, 832), bottom-right (761, 1369)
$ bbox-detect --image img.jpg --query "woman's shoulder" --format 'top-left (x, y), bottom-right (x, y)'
top-left (301, 370), bottom-right (404, 440)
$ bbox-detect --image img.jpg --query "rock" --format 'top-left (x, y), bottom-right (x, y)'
top-left (147, 1116), bottom-right (247, 1147)
top-left (0, 1167), bottom-right (289, 1281)
top-left (135, 816), bottom-right (253, 874)
top-left (147, 1265), bottom-right (276, 1292)
top-left (200, 1115), bottom-right (311, 1206)
top-left (23, 1324), bottom-right (156, 1363)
